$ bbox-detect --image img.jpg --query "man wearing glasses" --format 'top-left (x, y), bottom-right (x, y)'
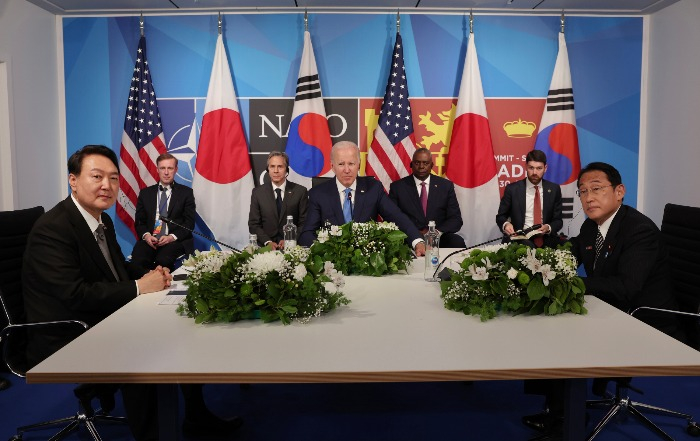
top-left (570, 161), bottom-right (679, 336)
top-left (522, 161), bottom-right (680, 438)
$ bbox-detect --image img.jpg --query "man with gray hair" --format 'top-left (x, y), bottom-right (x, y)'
top-left (299, 141), bottom-right (425, 256)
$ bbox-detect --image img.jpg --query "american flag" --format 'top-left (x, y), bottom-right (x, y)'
top-left (366, 32), bottom-right (417, 191)
top-left (116, 35), bottom-right (167, 236)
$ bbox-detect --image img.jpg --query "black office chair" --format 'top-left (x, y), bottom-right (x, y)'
top-left (311, 176), bottom-right (333, 187)
top-left (0, 206), bottom-right (128, 441)
top-left (585, 203), bottom-right (700, 441)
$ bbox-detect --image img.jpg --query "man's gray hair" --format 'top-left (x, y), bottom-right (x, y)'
top-left (331, 141), bottom-right (360, 163)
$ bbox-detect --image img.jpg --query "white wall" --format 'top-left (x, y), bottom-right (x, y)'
top-left (0, 0), bottom-right (62, 211)
top-left (644, 0), bottom-right (700, 224)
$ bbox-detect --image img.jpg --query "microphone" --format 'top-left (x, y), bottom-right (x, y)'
top-left (564, 207), bottom-right (584, 239)
top-left (432, 235), bottom-right (506, 280)
top-left (160, 216), bottom-right (241, 253)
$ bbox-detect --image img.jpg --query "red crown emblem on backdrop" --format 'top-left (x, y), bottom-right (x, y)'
top-left (503, 118), bottom-right (537, 138)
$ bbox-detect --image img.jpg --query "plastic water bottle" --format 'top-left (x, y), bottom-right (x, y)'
top-left (424, 221), bottom-right (441, 282)
top-left (283, 215), bottom-right (297, 251)
top-left (248, 234), bottom-right (259, 252)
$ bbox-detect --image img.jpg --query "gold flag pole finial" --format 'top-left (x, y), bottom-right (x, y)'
top-left (139, 12), bottom-right (144, 37)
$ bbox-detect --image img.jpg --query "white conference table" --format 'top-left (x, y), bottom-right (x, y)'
top-left (27, 255), bottom-right (700, 441)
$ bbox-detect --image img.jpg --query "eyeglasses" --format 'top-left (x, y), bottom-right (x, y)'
top-left (576, 185), bottom-right (613, 197)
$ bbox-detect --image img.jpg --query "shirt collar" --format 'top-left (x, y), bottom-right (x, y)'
top-left (272, 181), bottom-right (286, 193)
top-left (335, 178), bottom-right (357, 194)
top-left (598, 205), bottom-right (622, 239)
top-left (159, 182), bottom-right (172, 191)
top-left (70, 193), bottom-right (101, 234)
top-left (413, 175), bottom-right (431, 187)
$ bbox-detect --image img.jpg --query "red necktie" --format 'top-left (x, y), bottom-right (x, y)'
top-left (420, 182), bottom-right (428, 216)
top-left (533, 185), bottom-right (544, 247)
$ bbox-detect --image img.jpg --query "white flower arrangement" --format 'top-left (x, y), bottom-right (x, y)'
top-left (177, 247), bottom-right (349, 325)
top-left (440, 242), bottom-right (587, 321)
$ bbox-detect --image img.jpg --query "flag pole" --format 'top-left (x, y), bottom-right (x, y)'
top-left (218, 12), bottom-right (222, 35)
top-left (139, 12), bottom-right (144, 37)
top-left (469, 10), bottom-right (473, 34)
top-left (396, 9), bottom-right (400, 34)
top-left (304, 9), bottom-right (308, 31)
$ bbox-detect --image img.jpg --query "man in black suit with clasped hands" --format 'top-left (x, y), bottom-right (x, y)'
top-left (23, 145), bottom-right (172, 441)
top-left (248, 151), bottom-right (308, 250)
top-left (389, 148), bottom-right (465, 248)
top-left (131, 152), bottom-right (196, 270)
top-left (23, 145), bottom-right (242, 440)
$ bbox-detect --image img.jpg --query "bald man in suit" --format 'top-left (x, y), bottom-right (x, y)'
top-left (389, 148), bottom-right (465, 248)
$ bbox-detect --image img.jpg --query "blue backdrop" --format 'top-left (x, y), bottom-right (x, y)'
top-left (62, 13), bottom-right (642, 252)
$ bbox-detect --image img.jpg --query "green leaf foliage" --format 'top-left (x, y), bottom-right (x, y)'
top-left (440, 242), bottom-right (587, 321)
top-left (176, 247), bottom-right (350, 325)
top-left (308, 221), bottom-right (413, 276)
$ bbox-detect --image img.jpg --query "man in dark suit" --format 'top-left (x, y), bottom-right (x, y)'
top-left (298, 141), bottom-right (426, 256)
top-left (521, 162), bottom-right (680, 439)
top-left (570, 162), bottom-right (679, 335)
top-left (496, 149), bottom-right (563, 247)
top-left (248, 151), bottom-right (307, 250)
top-left (131, 153), bottom-right (196, 270)
top-left (23, 145), bottom-right (241, 440)
top-left (389, 148), bottom-right (465, 248)
top-left (23, 145), bottom-right (173, 441)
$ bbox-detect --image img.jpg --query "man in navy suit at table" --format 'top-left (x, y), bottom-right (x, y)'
top-left (131, 152), bottom-right (196, 270)
top-left (298, 141), bottom-right (426, 256)
top-left (496, 149), bottom-right (563, 247)
top-left (389, 148), bottom-right (466, 248)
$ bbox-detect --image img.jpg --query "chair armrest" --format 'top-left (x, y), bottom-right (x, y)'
top-left (1, 320), bottom-right (88, 377)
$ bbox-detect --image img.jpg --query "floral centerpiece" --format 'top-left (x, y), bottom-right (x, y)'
top-left (308, 221), bottom-right (414, 276)
top-left (176, 246), bottom-right (349, 325)
top-left (440, 242), bottom-right (587, 321)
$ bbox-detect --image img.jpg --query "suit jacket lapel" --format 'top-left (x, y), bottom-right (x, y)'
top-left (103, 215), bottom-right (129, 281)
top-left (542, 181), bottom-right (555, 217)
top-left (352, 178), bottom-right (367, 222)
top-left (330, 179), bottom-right (345, 224)
top-left (281, 183), bottom-right (294, 224)
top-left (411, 178), bottom-right (427, 222)
top-left (167, 183), bottom-right (180, 218)
top-left (425, 179), bottom-right (440, 222)
top-left (63, 198), bottom-right (119, 282)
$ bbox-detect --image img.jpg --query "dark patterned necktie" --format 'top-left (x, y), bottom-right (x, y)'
top-left (275, 188), bottom-right (282, 216)
top-left (594, 229), bottom-right (604, 269)
top-left (95, 224), bottom-right (120, 281)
